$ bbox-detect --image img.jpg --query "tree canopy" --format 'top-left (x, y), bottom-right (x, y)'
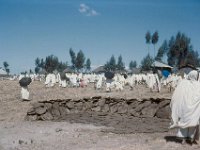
top-left (85, 58), bottom-right (91, 72)
top-left (155, 40), bottom-right (168, 61)
top-left (167, 32), bottom-right (200, 67)
top-left (35, 55), bottom-right (68, 74)
top-left (116, 55), bottom-right (125, 71)
top-left (3, 61), bottom-right (10, 74)
top-left (152, 31), bottom-right (159, 58)
top-left (104, 55), bottom-right (117, 71)
top-left (104, 55), bottom-right (125, 72)
top-left (145, 31), bottom-right (151, 54)
top-left (75, 50), bottom-right (85, 71)
top-left (69, 48), bottom-right (76, 70)
top-left (129, 61), bottom-right (137, 70)
top-left (69, 49), bottom-right (89, 72)
top-left (140, 54), bottom-right (154, 71)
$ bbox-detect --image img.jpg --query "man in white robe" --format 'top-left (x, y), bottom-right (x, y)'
top-left (170, 70), bottom-right (200, 144)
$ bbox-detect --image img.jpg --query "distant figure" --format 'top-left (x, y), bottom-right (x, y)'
top-left (45, 73), bottom-right (56, 87)
top-left (19, 77), bottom-right (32, 101)
top-left (170, 70), bottom-right (200, 144)
top-left (147, 73), bottom-right (160, 92)
top-left (95, 75), bottom-right (103, 90)
top-left (105, 72), bottom-right (115, 92)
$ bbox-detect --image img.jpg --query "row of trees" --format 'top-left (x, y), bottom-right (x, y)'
top-left (35, 55), bottom-right (68, 74)
top-left (104, 55), bottom-right (125, 71)
top-left (34, 49), bottom-right (91, 74)
top-left (104, 55), bottom-right (137, 71)
top-left (32, 31), bottom-right (199, 74)
top-left (141, 31), bottom-right (200, 71)
top-left (34, 52), bottom-right (137, 74)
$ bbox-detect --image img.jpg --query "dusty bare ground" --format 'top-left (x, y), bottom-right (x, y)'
top-left (0, 80), bottom-right (200, 150)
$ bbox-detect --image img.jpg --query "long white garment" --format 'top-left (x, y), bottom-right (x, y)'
top-left (45, 74), bottom-right (56, 87)
top-left (21, 86), bottom-right (29, 100)
top-left (177, 126), bottom-right (198, 139)
top-left (170, 71), bottom-right (200, 129)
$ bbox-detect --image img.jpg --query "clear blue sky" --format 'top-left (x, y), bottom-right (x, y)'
top-left (0, 0), bottom-right (200, 74)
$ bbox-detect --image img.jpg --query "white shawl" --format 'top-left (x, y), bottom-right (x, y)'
top-left (170, 70), bottom-right (200, 128)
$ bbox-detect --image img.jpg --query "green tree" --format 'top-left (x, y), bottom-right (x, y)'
top-left (167, 32), bottom-right (196, 67)
top-left (116, 55), bottom-right (125, 71)
top-left (40, 58), bottom-right (45, 69)
top-left (141, 54), bottom-right (154, 71)
top-left (145, 31), bottom-right (151, 54)
top-left (29, 69), bottom-right (33, 74)
top-left (44, 55), bottom-right (59, 73)
top-left (104, 55), bottom-right (117, 71)
top-left (35, 56), bottom-right (67, 74)
top-left (75, 50), bottom-right (85, 72)
top-left (152, 31), bottom-right (159, 59)
top-left (35, 67), bottom-right (40, 74)
top-left (185, 50), bottom-right (200, 67)
top-left (35, 57), bottom-right (45, 74)
top-left (3, 61), bottom-right (10, 74)
top-left (35, 57), bottom-right (40, 67)
top-left (69, 48), bottom-right (76, 70)
top-left (155, 47), bottom-right (164, 61)
top-left (85, 58), bottom-right (91, 72)
top-left (155, 40), bottom-right (168, 62)
top-left (129, 61), bottom-right (137, 69)
top-left (167, 36), bottom-right (176, 66)
top-left (57, 62), bottom-right (68, 72)
top-left (35, 57), bottom-right (41, 74)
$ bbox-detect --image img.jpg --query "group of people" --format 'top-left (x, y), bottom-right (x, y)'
top-left (17, 70), bottom-right (200, 145)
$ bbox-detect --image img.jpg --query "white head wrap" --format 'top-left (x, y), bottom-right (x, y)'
top-left (187, 70), bottom-right (199, 81)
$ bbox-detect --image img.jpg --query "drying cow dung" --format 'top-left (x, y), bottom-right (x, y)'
top-left (19, 77), bottom-right (32, 87)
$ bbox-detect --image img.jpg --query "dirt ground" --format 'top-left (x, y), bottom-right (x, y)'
top-left (0, 80), bottom-right (200, 150)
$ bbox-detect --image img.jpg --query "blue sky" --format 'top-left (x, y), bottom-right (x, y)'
top-left (0, 0), bottom-right (200, 74)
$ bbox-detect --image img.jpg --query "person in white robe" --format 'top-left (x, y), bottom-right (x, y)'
top-left (45, 73), bottom-right (56, 87)
top-left (170, 70), bottom-right (200, 144)
top-left (21, 86), bottom-right (30, 100)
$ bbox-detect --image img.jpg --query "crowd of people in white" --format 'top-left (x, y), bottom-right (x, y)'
top-left (14, 70), bottom-right (191, 101)
top-left (9, 69), bottom-right (200, 144)
top-left (32, 72), bottom-right (189, 90)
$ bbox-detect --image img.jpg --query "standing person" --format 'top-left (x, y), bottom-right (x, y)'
top-left (21, 86), bottom-right (30, 101)
top-left (170, 70), bottom-right (200, 144)
top-left (19, 77), bottom-right (32, 101)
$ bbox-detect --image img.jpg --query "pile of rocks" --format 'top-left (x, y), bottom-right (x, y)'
top-left (26, 96), bottom-right (170, 121)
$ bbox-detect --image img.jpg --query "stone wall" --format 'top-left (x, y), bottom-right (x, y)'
top-left (26, 96), bottom-right (170, 121)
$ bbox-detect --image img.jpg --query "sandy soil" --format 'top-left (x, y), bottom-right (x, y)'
top-left (0, 80), bottom-right (200, 150)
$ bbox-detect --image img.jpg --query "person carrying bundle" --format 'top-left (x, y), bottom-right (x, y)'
top-left (19, 77), bottom-right (32, 101)
top-left (105, 71), bottom-right (114, 92)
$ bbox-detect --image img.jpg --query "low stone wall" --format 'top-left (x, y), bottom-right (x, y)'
top-left (26, 96), bottom-right (170, 121)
